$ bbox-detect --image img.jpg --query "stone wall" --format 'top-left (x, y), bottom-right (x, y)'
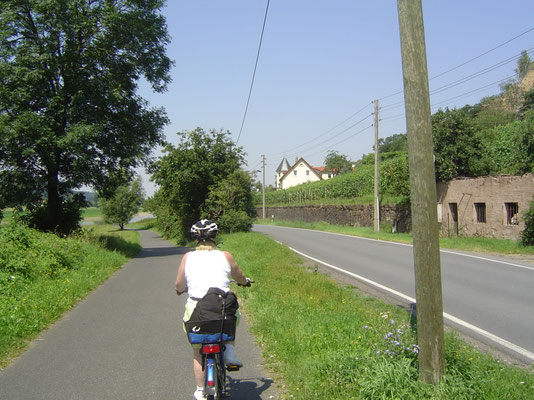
top-left (256, 203), bottom-right (412, 232)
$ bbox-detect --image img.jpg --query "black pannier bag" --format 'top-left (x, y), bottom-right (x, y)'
top-left (184, 287), bottom-right (239, 344)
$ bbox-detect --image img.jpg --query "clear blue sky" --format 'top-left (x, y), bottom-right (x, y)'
top-left (137, 0), bottom-right (534, 195)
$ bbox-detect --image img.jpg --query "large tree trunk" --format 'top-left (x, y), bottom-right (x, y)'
top-left (46, 167), bottom-right (62, 232)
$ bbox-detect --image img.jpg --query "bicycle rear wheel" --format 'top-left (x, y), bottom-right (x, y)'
top-left (215, 352), bottom-right (227, 399)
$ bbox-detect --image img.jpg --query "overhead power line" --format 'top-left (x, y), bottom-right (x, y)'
top-left (268, 102), bottom-right (372, 158)
top-left (300, 125), bottom-right (374, 159)
top-left (235, 0), bottom-right (270, 145)
top-left (282, 113), bottom-right (373, 160)
top-left (380, 48), bottom-right (534, 115)
top-left (431, 26), bottom-right (534, 80)
top-left (378, 25), bottom-right (534, 102)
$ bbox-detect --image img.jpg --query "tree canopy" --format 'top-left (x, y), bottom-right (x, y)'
top-left (101, 176), bottom-right (145, 230)
top-left (378, 133), bottom-right (408, 153)
top-left (0, 0), bottom-right (171, 233)
top-left (324, 150), bottom-right (353, 176)
top-left (149, 128), bottom-right (253, 242)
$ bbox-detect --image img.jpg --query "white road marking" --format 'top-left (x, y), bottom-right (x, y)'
top-left (284, 243), bottom-right (534, 363)
top-left (268, 225), bottom-right (534, 271)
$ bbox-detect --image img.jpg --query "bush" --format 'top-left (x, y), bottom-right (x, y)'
top-left (0, 223), bottom-right (84, 280)
top-left (18, 194), bottom-right (86, 235)
top-left (217, 210), bottom-right (253, 233)
top-left (521, 196), bottom-right (534, 246)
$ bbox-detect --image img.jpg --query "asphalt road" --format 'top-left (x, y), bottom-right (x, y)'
top-left (253, 224), bottom-right (534, 364)
top-left (0, 230), bottom-right (278, 400)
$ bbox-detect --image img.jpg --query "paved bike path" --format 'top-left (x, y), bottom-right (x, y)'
top-left (0, 230), bottom-right (278, 400)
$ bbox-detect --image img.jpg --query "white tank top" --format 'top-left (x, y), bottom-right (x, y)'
top-left (185, 250), bottom-right (231, 300)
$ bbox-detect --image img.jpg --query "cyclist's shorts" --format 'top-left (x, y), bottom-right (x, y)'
top-left (183, 299), bottom-right (241, 348)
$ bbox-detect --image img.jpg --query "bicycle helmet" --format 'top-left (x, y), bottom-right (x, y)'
top-left (190, 219), bottom-right (218, 241)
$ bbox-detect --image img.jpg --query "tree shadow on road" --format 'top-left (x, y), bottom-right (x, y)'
top-left (226, 376), bottom-right (275, 399)
top-left (134, 246), bottom-right (189, 259)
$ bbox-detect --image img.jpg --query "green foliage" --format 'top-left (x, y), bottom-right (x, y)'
top-left (0, 223), bottom-right (83, 280)
top-left (516, 50), bottom-right (533, 80)
top-left (222, 232), bottom-right (534, 399)
top-left (378, 133), bottom-right (408, 153)
top-left (323, 150), bottom-right (353, 176)
top-left (484, 111), bottom-right (534, 175)
top-left (201, 171), bottom-right (256, 222)
top-left (17, 194), bottom-right (87, 235)
top-left (0, 0), bottom-right (171, 234)
top-left (149, 128), bottom-right (248, 242)
top-left (0, 224), bottom-right (137, 366)
top-left (520, 88), bottom-right (534, 117)
top-left (261, 153), bottom-right (409, 206)
top-left (100, 177), bottom-right (145, 230)
top-left (521, 196), bottom-right (534, 246)
top-left (217, 210), bottom-right (253, 233)
top-left (379, 153), bottom-right (410, 198)
top-left (432, 108), bottom-right (488, 181)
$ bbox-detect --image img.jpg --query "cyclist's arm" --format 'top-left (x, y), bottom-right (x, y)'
top-left (175, 252), bottom-right (188, 295)
top-left (223, 251), bottom-right (248, 286)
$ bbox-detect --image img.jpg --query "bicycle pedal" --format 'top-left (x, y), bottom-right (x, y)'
top-left (226, 365), bottom-right (241, 372)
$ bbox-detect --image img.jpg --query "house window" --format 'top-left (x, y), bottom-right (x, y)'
top-left (306, 170), bottom-right (310, 176)
top-left (505, 202), bottom-right (519, 225)
top-left (293, 170), bottom-right (297, 175)
top-left (474, 203), bottom-right (486, 223)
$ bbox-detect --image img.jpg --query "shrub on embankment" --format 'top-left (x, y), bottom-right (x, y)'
top-left (0, 223), bottom-right (139, 367)
top-left (223, 232), bottom-right (534, 399)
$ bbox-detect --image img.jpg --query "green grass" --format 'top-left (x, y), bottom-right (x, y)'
top-left (222, 232), bottom-right (534, 399)
top-left (0, 223), bottom-right (140, 368)
top-left (127, 217), bottom-right (159, 232)
top-left (256, 219), bottom-right (534, 256)
top-left (0, 209), bottom-right (14, 224)
top-left (81, 207), bottom-right (103, 220)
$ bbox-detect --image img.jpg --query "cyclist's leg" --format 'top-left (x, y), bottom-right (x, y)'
top-left (193, 347), bottom-right (204, 387)
top-left (223, 341), bottom-right (242, 367)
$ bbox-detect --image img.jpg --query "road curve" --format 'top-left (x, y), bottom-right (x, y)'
top-left (253, 224), bottom-right (534, 364)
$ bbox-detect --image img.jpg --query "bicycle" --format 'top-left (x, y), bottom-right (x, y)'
top-left (186, 279), bottom-right (253, 400)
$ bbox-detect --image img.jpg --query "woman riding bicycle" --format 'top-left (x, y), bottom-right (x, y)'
top-left (175, 219), bottom-right (250, 400)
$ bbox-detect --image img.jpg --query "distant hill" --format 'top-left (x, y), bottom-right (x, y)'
top-left (76, 191), bottom-right (98, 206)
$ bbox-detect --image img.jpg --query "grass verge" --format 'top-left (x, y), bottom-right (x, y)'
top-left (222, 232), bottom-right (534, 399)
top-left (0, 223), bottom-right (140, 368)
top-left (256, 219), bottom-right (534, 256)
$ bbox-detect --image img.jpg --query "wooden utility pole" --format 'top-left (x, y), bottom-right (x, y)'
top-left (374, 99), bottom-right (380, 232)
top-left (397, 0), bottom-right (445, 384)
top-left (262, 155), bottom-right (266, 219)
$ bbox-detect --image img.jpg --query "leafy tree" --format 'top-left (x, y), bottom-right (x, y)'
top-left (519, 88), bottom-right (534, 118)
top-left (516, 50), bottom-right (533, 81)
top-left (149, 128), bottom-right (246, 243)
top-left (100, 177), bottom-right (145, 230)
top-left (201, 170), bottom-right (256, 225)
top-left (324, 150), bottom-right (353, 176)
top-left (0, 0), bottom-right (171, 234)
top-left (379, 153), bottom-right (410, 198)
top-left (521, 196), bottom-right (534, 246)
top-left (378, 133), bottom-right (408, 153)
top-left (431, 108), bottom-right (488, 181)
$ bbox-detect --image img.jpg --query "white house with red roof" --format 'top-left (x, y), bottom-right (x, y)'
top-left (275, 157), bottom-right (334, 190)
